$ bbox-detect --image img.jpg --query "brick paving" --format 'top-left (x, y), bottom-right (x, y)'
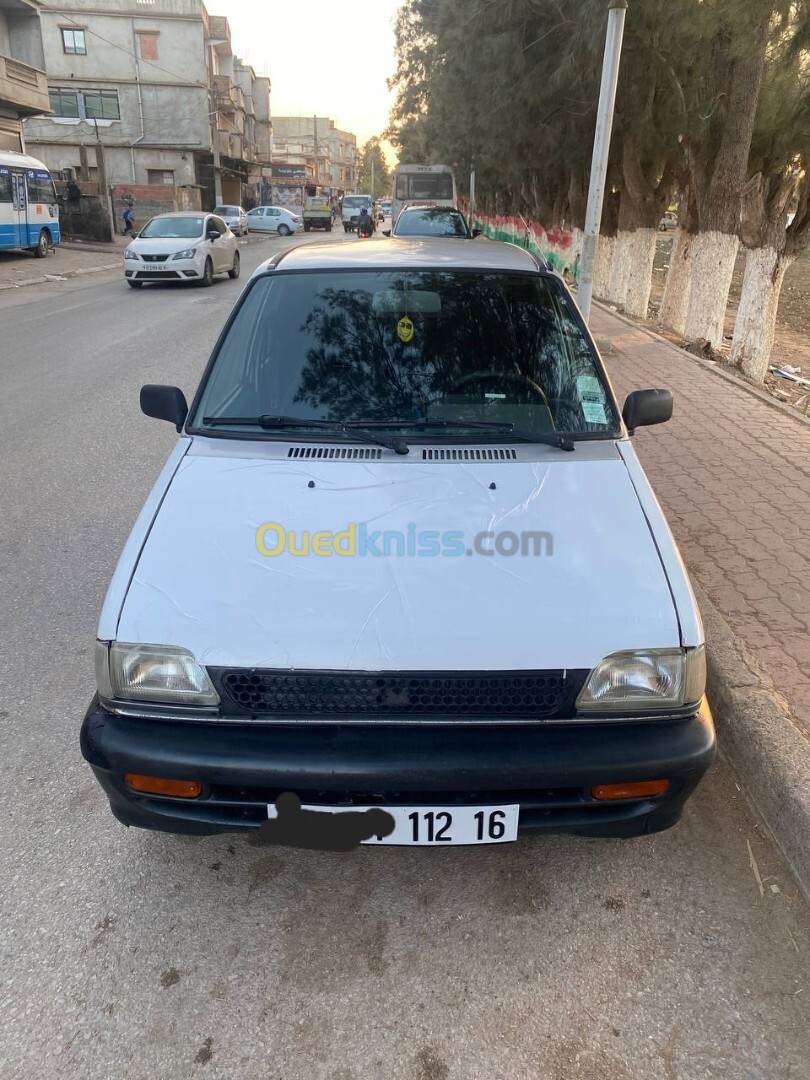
top-left (592, 306), bottom-right (810, 739)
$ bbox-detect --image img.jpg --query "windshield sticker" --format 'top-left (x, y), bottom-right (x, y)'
top-left (576, 374), bottom-right (607, 424)
top-left (581, 400), bottom-right (608, 424)
top-left (397, 316), bottom-right (414, 343)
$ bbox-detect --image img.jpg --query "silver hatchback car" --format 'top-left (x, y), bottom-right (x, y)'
top-left (213, 204), bottom-right (248, 236)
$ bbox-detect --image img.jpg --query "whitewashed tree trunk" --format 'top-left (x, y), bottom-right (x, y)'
top-left (622, 228), bottom-right (658, 318)
top-left (593, 235), bottom-right (615, 300)
top-left (607, 230), bottom-right (634, 307)
top-left (683, 230), bottom-right (739, 347)
top-left (659, 227), bottom-right (695, 336)
top-left (730, 246), bottom-right (793, 383)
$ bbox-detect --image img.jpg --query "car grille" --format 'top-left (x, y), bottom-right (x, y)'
top-left (142, 254), bottom-right (169, 262)
top-left (212, 669), bottom-right (585, 721)
top-left (134, 270), bottom-right (183, 279)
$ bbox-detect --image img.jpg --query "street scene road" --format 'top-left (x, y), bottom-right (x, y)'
top-left (1, 232), bottom-right (808, 1080)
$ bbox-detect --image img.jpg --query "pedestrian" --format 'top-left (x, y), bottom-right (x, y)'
top-left (122, 204), bottom-right (135, 236)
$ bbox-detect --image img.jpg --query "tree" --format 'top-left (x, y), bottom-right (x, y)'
top-left (358, 137), bottom-right (392, 199)
top-left (728, 11), bottom-right (810, 379)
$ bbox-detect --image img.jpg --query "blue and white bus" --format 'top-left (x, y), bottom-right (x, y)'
top-left (0, 151), bottom-right (60, 257)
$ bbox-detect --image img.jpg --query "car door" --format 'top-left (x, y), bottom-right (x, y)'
top-left (216, 216), bottom-right (237, 269)
top-left (266, 208), bottom-right (282, 232)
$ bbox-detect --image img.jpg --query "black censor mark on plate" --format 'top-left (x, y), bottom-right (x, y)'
top-left (251, 792), bottom-right (395, 852)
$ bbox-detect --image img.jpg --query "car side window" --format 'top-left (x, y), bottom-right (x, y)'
top-left (214, 217), bottom-right (228, 233)
top-left (268, 209), bottom-right (279, 217)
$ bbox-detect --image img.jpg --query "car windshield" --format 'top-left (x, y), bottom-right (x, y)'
top-left (395, 209), bottom-right (470, 237)
top-left (214, 206), bottom-right (239, 216)
top-left (395, 173), bottom-right (454, 200)
top-left (139, 215), bottom-right (205, 239)
top-left (189, 270), bottom-right (619, 439)
top-left (343, 197), bottom-right (370, 209)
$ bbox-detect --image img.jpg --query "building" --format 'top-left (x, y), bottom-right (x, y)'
top-left (0, 0), bottom-right (51, 153)
top-left (22, 0), bottom-right (271, 209)
top-left (271, 116), bottom-right (357, 196)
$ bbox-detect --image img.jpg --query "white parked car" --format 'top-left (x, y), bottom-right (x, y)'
top-left (85, 238), bottom-right (714, 844)
top-left (213, 204), bottom-right (248, 236)
top-left (245, 205), bottom-right (301, 236)
top-left (124, 212), bottom-right (239, 288)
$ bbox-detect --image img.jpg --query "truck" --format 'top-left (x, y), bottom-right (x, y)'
top-left (303, 195), bottom-right (333, 232)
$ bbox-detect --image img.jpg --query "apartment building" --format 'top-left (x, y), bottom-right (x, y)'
top-left (23, 0), bottom-right (271, 207)
top-left (271, 115), bottom-right (357, 195)
top-left (0, 0), bottom-right (51, 153)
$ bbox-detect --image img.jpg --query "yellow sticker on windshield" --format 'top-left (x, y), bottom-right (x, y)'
top-left (397, 316), bottom-right (414, 343)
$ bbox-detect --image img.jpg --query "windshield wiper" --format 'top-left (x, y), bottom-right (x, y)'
top-left (201, 415), bottom-right (410, 455)
top-left (350, 417), bottom-right (575, 451)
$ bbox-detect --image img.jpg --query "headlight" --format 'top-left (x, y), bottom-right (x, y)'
top-left (124, 249), bottom-right (139, 260)
top-left (576, 646), bottom-right (706, 714)
top-left (172, 247), bottom-right (197, 260)
top-left (102, 642), bottom-right (220, 706)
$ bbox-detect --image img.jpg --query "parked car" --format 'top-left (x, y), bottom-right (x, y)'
top-left (379, 199), bottom-right (392, 217)
top-left (123, 212), bottom-right (239, 288)
top-left (84, 237), bottom-right (714, 844)
top-left (246, 206), bottom-right (302, 236)
top-left (213, 204), bottom-right (248, 236)
top-left (389, 205), bottom-right (476, 238)
top-left (659, 211), bottom-right (678, 231)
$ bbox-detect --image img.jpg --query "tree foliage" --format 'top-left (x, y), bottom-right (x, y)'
top-left (357, 137), bottom-right (392, 199)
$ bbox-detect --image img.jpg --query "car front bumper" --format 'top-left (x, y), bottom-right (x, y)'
top-left (125, 255), bottom-right (203, 281)
top-left (81, 696), bottom-right (715, 839)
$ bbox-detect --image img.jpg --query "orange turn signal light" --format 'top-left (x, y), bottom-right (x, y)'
top-left (124, 774), bottom-right (202, 798)
top-left (591, 779), bottom-right (670, 801)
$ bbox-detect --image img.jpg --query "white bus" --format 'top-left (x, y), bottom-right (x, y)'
top-left (0, 151), bottom-right (61, 257)
top-left (392, 164), bottom-right (456, 226)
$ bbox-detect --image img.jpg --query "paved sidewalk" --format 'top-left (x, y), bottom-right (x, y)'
top-left (593, 305), bottom-right (810, 739)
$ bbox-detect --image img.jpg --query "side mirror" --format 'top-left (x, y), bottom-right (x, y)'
top-left (140, 384), bottom-right (188, 432)
top-left (207, 228), bottom-right (221, 240)
top-left (471, 228), bottom-right (482, 238)
top-left (622, 389), bottom-right (673, 434)
top-left (382, 229), bottom-right (391, 237)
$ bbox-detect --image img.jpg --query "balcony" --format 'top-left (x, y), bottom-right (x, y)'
top-left (0, 53), bottom-right (49, 116)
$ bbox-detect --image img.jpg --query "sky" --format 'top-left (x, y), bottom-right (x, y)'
top-left (222, 0), bottom-right (402, 159)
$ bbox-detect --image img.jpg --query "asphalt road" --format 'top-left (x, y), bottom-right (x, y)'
top-left (1, 230), bottom-right (808, 1080)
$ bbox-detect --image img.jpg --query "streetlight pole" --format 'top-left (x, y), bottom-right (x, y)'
top-left (577, 0), bottom-right (627, 323)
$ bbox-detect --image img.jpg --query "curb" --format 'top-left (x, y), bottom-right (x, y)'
top-left (592, 300), bottom-right (810, 430)
top-left (694, 580), bottom-right (810, 900)
top-left (0, 261), bottom-right (120, 291)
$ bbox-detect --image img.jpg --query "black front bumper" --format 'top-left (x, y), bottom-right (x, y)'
top-left (80, 697), bottom-right (715, 839)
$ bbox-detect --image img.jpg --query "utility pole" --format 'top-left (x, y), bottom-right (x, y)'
top-left (209, 75), bottom-right (223, 205)
top-left (469, 156), bottom-right (476, 231)
top-left (93, 118), bottom-right (115, 240)
top-left (577, 0), bottom-right (627, 323)
top-left (371, 155), bottom-right (375, 198)
top-left (313, 114), bottom-right (319, 185)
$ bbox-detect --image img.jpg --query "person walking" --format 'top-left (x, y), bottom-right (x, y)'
top-left (122, 204), bottom-right (135, 236)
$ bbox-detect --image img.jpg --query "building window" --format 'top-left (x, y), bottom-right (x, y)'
top-left (137, 32), bottom-right (159, 61)
top-left (48, 88), bottom-right (119, 121)
top-left (83, 90), bottom-right (120, 120)
top-left (61, 29), bottom-right (87, 55)
top-left (147, 170), bottom-right (174, 186)
top-left (49, 88), bottom-right (80, 118)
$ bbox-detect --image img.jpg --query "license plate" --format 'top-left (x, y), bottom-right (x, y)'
top-left (266, 802), bottom-right (519, 846)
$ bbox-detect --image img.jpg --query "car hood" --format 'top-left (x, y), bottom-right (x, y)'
top-left (128, 236), bottom-right (204, 255)
top-left (116, 445), bottom-right (681, 671)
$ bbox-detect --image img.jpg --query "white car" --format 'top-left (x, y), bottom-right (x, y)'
top-left (124, 212), bottom-right (239, 288)
top-left (213, 204), bottom-right (248, 236)
top-left (245, 205), bottom-right (301, 236)
top-left (85, 238), bottom-right (714, 843)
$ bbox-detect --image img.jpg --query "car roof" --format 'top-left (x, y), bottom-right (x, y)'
top-left (148, 210), bottom-right (210, 218)
top-left (399, 205), bottom-right (462, 215)
top-left (252, 237), bottom-right (544, 275)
